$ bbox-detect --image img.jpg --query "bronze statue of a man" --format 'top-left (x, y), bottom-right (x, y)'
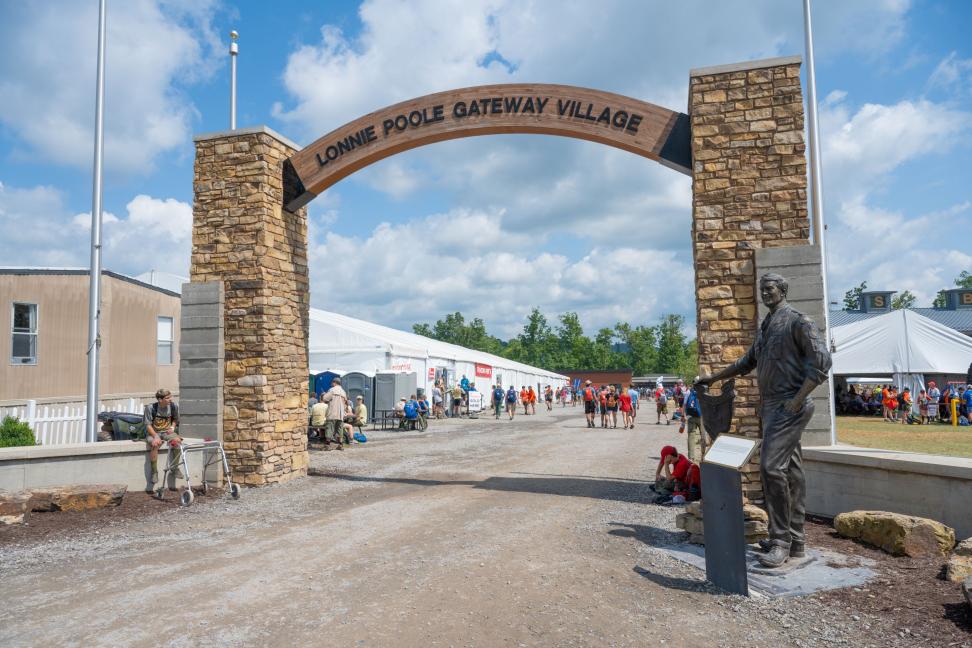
top-left (697, 273), bottom-right (832, 568)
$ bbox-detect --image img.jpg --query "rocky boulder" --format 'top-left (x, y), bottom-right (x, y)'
top-left (946, 538), bottom-right (972, 582)
top-left (0, 490), bottom-right (31, 525)
top-left (963, 577), bottom-right (972, 610)
top-left (27, 484), bottom-right (127, 512)
top-left (834, 510), bottom-right (955, 558)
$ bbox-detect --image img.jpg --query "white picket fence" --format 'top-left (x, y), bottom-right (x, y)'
top-left (0, 395), bottom-right (161, 446)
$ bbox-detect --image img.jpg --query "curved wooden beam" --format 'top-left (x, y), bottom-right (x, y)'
top-left (286, 83), bottom-right (691, 210)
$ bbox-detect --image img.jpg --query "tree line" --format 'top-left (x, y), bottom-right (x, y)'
top-left (413, 308), bottom-right (698, 379)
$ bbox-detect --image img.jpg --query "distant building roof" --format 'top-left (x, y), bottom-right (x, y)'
top-left (830, 308), bottom-right (972, 335)
top-left (0, 267), bottom-right (180, 298)
top-left (134, 270), bottom-right (189, 295)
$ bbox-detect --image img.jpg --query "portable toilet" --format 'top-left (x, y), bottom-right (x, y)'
top-left (312, 371), bottom-right (341, 397)
top-left (343, 371), bottom-right (375, 421)
top-left (375, 371), bottom-right (417, 414)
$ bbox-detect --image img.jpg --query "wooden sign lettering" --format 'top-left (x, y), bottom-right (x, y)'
top-left (286, 83), bottom-right (691, 210)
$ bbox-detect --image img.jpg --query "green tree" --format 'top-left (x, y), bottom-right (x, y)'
top-left (516, 308), bottom-right (554, 367)
top-left (413, 312), bottom-right (503, 354)
top-left (933, 271), bottom-right (972, 307)
top-left (891, 290), bottom-right (916, 310)
top-left (614, 322), bottom-right (658, 376)
top-left (673, 339), bottom-right (699, 382)
top-left (843, 281), bottom-right (867, 310)
top-left (656, 314), bottom-right (687, 374)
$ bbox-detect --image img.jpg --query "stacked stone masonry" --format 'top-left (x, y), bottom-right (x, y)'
top-left (191, 129), bottom-right (310, 485)
top-left (690, 58), bottom-right (811, 501)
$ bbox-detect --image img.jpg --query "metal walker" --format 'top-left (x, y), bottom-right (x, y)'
top-left (156, 439), bottom-right (241, 506)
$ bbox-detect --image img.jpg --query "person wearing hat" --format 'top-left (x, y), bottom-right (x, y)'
top-left (581, 380), bottom-right (597, 428)
top-left (320, 377), bottom-right (349, 450)
top-left (352, 395), bottom-right (368, 431)
top-left (652, 445), bottom-right (701, 502)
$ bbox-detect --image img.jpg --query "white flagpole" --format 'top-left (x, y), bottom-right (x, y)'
top-left (803, 0), bottom-right (837, 445)
top-left (85, 0), bottom-right (108, 443)
top-left (230, 30), bottom-right (238, 129)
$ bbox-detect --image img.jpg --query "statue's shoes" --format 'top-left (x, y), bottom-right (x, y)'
top-left (757, 539), bottom-right (804, 557)
top-left (757, 544), bottom-right (790, 567)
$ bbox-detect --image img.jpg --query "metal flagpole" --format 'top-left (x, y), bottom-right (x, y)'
top-left (230, 31), bottom-right (238, 129)
top-left (85, 0), bottom-right (108, 443)
top-left (802, 0), bottom-right (837, 445)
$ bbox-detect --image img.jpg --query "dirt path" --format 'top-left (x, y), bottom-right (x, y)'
top-left (0, 410), bottom-right (959, 647)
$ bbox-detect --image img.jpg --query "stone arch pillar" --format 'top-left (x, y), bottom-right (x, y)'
top-left (689, 55), bottom-right (811, 497)
top-left (191, 126), bottom-right (310, 485)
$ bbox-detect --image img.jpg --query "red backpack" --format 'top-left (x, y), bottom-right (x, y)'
top-left (583, 387), bottom-right (594, 401)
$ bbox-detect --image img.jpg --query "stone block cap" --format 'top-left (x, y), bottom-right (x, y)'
top-left (690, 55), bottom-right (802, 78)
top-left (193, 125), bottom-right (302, 151)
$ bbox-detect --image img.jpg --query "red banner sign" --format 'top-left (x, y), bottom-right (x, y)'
top-left (474, 363), bottom-right (492, 379)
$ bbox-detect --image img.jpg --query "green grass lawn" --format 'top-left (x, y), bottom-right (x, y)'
top-left (836, 416), bottom-right (972, 458)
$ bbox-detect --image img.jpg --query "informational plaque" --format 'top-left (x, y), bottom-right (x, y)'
top-left (703, 434), bottom-right (759, 470)
top-left (701, 434), bottom-right (760, 596)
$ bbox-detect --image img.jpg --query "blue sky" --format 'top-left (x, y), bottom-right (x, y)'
top-left (1, 0), bottom-right (970, 338)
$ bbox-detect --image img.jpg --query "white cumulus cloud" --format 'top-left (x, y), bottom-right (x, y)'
top-left (0, 0), bottom-right (223, 173)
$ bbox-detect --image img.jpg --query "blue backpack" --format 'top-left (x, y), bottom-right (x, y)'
top-left (404, 400), bottom-right (418, 418)
top-left (493, 388), bottom-right (504, 402)
top-left (506, 389), bottom-right (517, 403)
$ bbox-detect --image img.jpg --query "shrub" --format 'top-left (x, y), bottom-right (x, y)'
top-left (0, 416), bottom-right (36, 447)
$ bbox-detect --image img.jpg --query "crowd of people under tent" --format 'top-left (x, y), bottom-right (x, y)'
top-left (836, 381), bottom-right (972, 425)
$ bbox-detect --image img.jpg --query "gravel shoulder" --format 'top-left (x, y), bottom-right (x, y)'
top-left (1, 409), bottom-right (968, 647)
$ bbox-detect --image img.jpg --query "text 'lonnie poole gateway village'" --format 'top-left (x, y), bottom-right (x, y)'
top-left (314, 94), bottom-right (646, 168)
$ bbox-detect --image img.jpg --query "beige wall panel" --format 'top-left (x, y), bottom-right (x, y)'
top-left (0, 274), bottom-right (180, 401)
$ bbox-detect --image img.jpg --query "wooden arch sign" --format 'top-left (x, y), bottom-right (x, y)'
top-left (286, 83), bottom-right (691, 210)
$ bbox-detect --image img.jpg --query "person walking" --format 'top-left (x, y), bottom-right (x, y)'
top-left (520, 386), bottom-right (529, 415)
top-left (492, 384), bottom-right (504, 419)
top-left (618, 386), bottom-right (633, 429)
top-left (528, 386), bottom-right (538, 415)
top-left (655, 388), bottom-right (670, 425)
top-left (682, 382), bottom-right (707, 463)
top-left (581, 380), bottom-right (597, 428)
top-left (598, 385), bottom-right (609, 428)
top-left (432, 381), bottom-right (444, 419)
top-left (627, 384), bottom-right (639, 424)
top-left (321, 377), bottom-right (349, 451)
top-left (544, 385), bottom-right (554, 411)
top-left (506, 385), bottom-right (518, 420)
top-left (605, 386), bottom-right (620, 428)
top-left (451, 383), bottom-right (464, 418)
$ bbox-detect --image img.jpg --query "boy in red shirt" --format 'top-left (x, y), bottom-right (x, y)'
top-left (653, 445), bottom-right (702, 502)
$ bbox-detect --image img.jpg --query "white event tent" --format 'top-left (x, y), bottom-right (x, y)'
top-left (831, 309), bottom-right (972, 406)
top-left (307, 308), bottom-right (569, 397)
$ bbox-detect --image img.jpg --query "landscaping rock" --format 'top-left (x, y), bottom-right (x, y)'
top-left (676, 501), bottom-right (769, 545)
top-left (28, 484), bottom-right (127, 512)
top-left (0, 490), bottom-right (31, 525)
top-left (963, 576), bottom-right (972, 610)
top-left (834, 510), bottom-right (955, 558)
top-left (743, 503), bottom-right (768, 523)
top-left (946, 537), bottom-right (972, 582)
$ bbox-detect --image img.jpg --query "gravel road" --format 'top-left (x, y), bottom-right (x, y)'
top-left (0, 409), bottom-right (948, 647)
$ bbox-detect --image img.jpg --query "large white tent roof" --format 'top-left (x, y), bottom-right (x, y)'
top-left (308, 308), bottom-right (568, 381)
top-left (831, 308), bottom-right (972, 375)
